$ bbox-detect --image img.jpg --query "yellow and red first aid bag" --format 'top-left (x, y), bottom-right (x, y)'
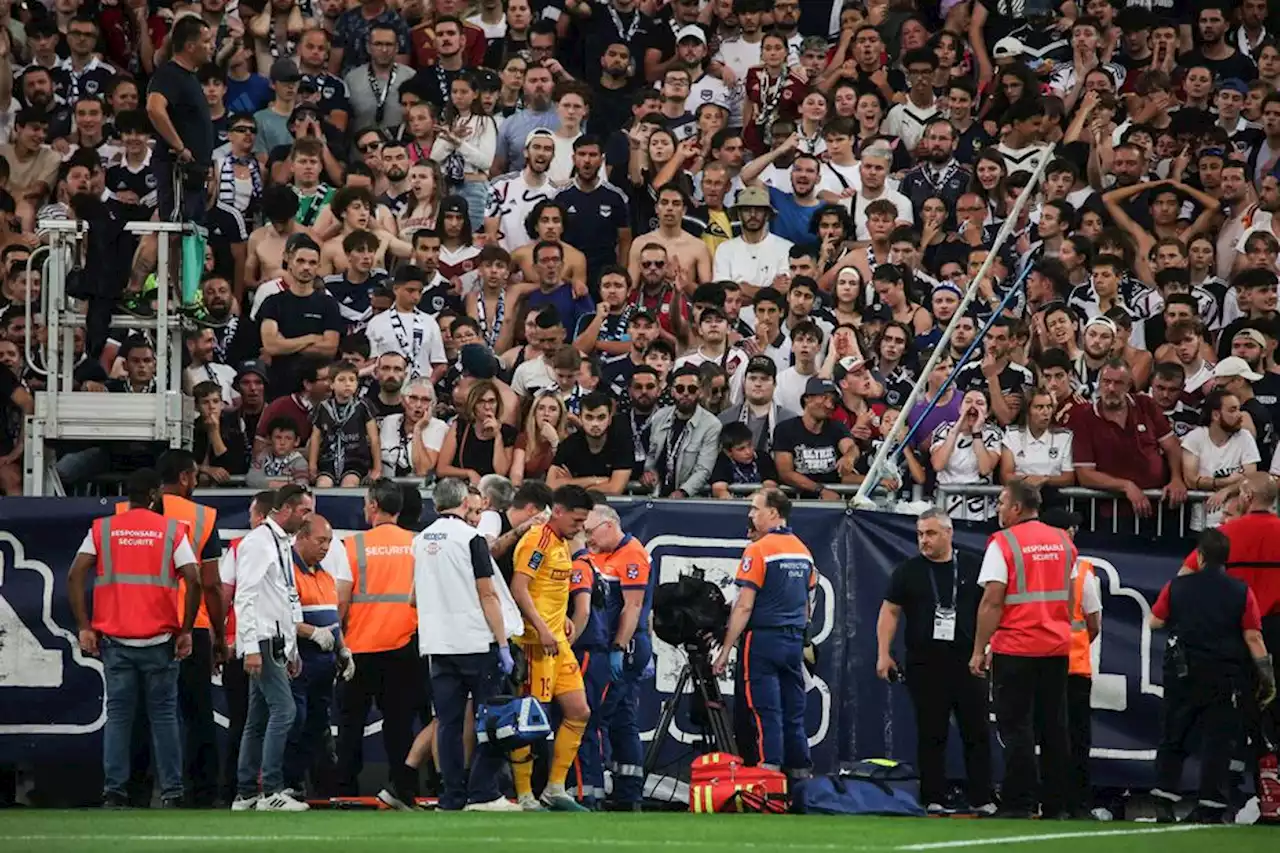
top-left (689, 753), bottom-right (789, 814)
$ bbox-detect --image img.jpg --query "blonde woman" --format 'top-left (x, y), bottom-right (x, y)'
top-left (397, 160), bottom-right (444, 240)
top-left (436, 379), bottom-right (516, 482)
top-left (510, 391), bottom-right (567, 485)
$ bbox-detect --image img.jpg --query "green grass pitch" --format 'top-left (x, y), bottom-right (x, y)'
top-left (0, 811), bottom-right (1277, 853)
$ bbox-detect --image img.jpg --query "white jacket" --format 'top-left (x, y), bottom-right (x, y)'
top-left (234, 518), bottom-right (299, 660)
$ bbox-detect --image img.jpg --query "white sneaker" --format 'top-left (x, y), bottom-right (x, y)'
top-left (518, 793), bottom-right (546, 812)
top-left (926, 802), bottom-right (951, 815)
top-left (465, 797), bottom-right (523, 812)
top-left (377, 787), bottom-right (415, 812)
top-left (972, 803), bottom-right (998, 817)
top-left (256, 790), bottom-right (310, 812)
top-left (230, 795), bottom-right (259, 812)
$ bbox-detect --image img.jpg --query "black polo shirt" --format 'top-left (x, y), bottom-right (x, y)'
top-left (884, 552), bottom-right (983, 664)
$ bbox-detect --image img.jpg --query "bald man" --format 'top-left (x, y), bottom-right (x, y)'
top-left (286, 514), bottom-right (353, 797)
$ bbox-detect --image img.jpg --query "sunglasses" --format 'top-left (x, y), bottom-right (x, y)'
top-left (231, 126), bottom-right (256, 134)
top-left (641, 260), bottom-right (666, 268)
top-left (673, 383), bottom-right (700, 394)
top-left (357, 142), bottom-right (382, 153)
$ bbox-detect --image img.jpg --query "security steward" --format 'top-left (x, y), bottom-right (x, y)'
top-left (413, 478), bottom-right (522, 812)
top-left (335, 479), bottom-right (421, 807)
top-left (569, 544), bottom-right (610, 808)
top-left (1152, 528), bottom-right (1277, 823)
top-left (876, 507), bottom-right (994, 815)
top-left (116, 449), bottom-right (225, 808)
top-left (1043, 508), bottom-right (1103, 820)
top-left (1181, 472), bottom-right (1280, 739)
top-left (218, 490), bottom-right (275, 805)
top-left (69, 468), bottom-right (201, 808)
top-left (582, 503), bottom-right (654, 811)
top-left (970, 480), bottom-right (1077, 819)
top-left (285, 515), bottom-right (354, 797)
top-left (714, 487), bottom-right (817, 779)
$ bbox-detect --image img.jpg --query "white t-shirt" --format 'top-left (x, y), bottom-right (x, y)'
top-left (978, 544), bottom-right (1102, 616)
top-left (851, 188), bottom-right (914, 241)
top-left (712, 232), bottom-right (794, 289)
top-left (477, 508), bottom-right (504, 541)
top-left (775, 365), bottom-right (813, 415)
top-left (931, 421), bottom-right (1003, 522)
top-left (548, 132), bottom-right (581, 184)
top-left (364, 309), bottom-right (447, 381)
top-left (1182, 425), bottom-right (1260, 528)
top-left (1001, 427), bottom-right (1074, 478)
top-left (880, 101), bottom-right (940, 155)
top-left (185, 362), bottom-right (240, 408)
top-left (511, 356), bottom-right (557, 396)
top-left (78, 528), bottom-right (198, 644)
top-left (249, 278), bottom-right (286, 320)
top-left (487, 171), bottom-right (557, 251)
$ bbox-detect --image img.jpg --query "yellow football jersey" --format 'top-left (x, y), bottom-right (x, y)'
top-left (512, 523), bottom-right (573, 644)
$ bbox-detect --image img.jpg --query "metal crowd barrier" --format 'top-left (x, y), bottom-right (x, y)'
top-left (934, 484), bottom-right (1215, 538)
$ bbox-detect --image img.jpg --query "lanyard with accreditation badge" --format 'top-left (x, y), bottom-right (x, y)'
top-left (928, 557), bottom-right (959, 643)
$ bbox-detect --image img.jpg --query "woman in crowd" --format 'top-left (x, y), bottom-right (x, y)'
top-left (380, 378), bottom-right (449, 478)
top-left (930, 388), bottom-right (1002, 521)
top-left (510, 390), bottom-right (567, 485)
top-left (436, 379), bottom-right (517, 482)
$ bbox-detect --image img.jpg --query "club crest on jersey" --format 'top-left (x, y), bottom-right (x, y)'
top-left (145, 174), bottom-right (158, 189)
top-left (85, 80), bottom-right (100, 95)
top-left (599, 204), bottom-right (612, 217)
top-left (740, 556), bottom-right (752, 574)
top-left (625, 563), bottom-right (640, 580)
top-left (529, 551), bottom-right (544, 571)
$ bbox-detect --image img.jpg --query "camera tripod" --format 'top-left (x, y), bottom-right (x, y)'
top-left (643, 640), bottom-right (737, 776)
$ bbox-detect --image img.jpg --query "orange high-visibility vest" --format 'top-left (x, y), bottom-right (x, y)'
top-left (989, 520), bottom-right (1077, 657)
top-left (343, 524), bottom-right (417, 654)
top-left (1069, 559), bottom-right (1094, 677)
top-left (118, 494), bottom-right (218, 630)
top-left (91, 508), bottom-right (187, 639)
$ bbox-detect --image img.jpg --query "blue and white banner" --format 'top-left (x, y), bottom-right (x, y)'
top-left (0, 495), bottom-right (1187, 788)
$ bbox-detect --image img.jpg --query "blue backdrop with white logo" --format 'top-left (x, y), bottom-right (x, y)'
top-left (0, 495), bottom-right (1188, 790)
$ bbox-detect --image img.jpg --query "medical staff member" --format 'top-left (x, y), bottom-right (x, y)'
top-left (68, 468), bottom-right (201, 809)
top-left (970, 481), bottom-right (1077, 820)
top-left (233, 484), bottom-right (314, 812)
top-left (285, 515), bottom-right (354, 797)
top-left (414, 478), bottom-right (524, 812)
top-left (336, 479), bottom-right (421, 809)
top-left (714, 487), bottom-right (817, 778)
top-left (569, 547), bottom-right (610, 808)
top-left (1043, 508), bottom-right (1103, 820)
top-left (218, 489), bottom-right (276, 805)
top-left (582, 503), bottom-right (654, 810)
top-left (117, 450), bottom-right (225, 807)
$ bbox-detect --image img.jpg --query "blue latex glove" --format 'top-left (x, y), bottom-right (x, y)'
top-left (498, 645), bottom-right (515, 675)
top-left (641, 658), bottom-right (655, 680)
top-left (610, 649), bottom-right (625, 681)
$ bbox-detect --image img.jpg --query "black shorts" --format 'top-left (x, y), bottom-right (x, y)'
top-left (154, 159), bottom-right (208, 225)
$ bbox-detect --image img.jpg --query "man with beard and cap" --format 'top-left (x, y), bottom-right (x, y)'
top-left (232, 361), bottom-right (269, 458)
top-left (486, 128), bottom-right (558, 252)
top-left (364, 351), bottom-right (408, 422)
top-left (1228, 326), bottom-right (1280, 428)
top-left (1213, 354), bottom-right (1275, 464)
top-left (899, 118), bottom-right (969, 225)
top-left (642, 363), bottom-right (722, 497)
top-left (1071, 316), bottom-right (1117, 401)
top-left (714, 186), bottom-right (794, 298)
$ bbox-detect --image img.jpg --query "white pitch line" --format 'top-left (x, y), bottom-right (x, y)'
top-left (0, 835), bottom-right (880, 851)
top-left (895, 824), bottom-right (1222, 850)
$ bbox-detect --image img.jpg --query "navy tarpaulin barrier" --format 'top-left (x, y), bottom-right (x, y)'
top-left (0, 496), bottom-right (1187, 789)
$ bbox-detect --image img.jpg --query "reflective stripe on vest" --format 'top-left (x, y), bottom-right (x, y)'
top-left (350, 532), bottom-right (414, 604)
top-left (99, 517), bottom-right (180, 588)
top-left (999, 528), bottom-right (1074, 608)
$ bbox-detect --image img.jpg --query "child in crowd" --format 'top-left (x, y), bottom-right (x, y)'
top-left (308, 362), bottom-right (382, 487)
top-left (247, 417), bottom-right (312, 488)
top-left (710, 422), bottom-right (780, 498)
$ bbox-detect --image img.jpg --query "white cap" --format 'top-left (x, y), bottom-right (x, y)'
top-left (1213, 356), bottom-right (1263, 382)
top-left (993, 36), bottom-right (1027, 59)
top-left (676, 24), bottom-right (707, 44)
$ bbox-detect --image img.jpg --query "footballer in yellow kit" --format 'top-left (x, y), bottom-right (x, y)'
top-left (509, 486), bottom-right (595, 812)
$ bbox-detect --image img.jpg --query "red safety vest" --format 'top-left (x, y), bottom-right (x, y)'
top-left (91, 508), bottom-right (188, 640)
top-left (1069, 559), bottom-right (1094, 677)
top-left (989, 520), bottom-right (1077, 658)
top-left (117, 494), bottom-right (218, 629)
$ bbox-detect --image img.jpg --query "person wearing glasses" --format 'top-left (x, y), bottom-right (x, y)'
top-left (344, 25), bottom-right (415, 132)
top-left (56, 16), bottom-right (121, 104)
top-left (212, 112), bottom-right (265, 223)
top-left (641, 363), bottom-right (722, 497)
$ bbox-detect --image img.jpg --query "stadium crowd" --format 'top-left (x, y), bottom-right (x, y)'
top-left (0, 0), bottom-right (1277, 521)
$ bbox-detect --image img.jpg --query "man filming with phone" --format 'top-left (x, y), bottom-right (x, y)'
top-left (875, 508), bottom-right (995, 816)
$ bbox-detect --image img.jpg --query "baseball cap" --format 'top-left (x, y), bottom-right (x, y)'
top-left (745, 355), bottom-right (776, 378)
top-left (833, 356), bottom-right (866, 383)
top-left (1216, 78), bottom-right (1248, 96)
top-left (289, 104), bottom-right (322, 124)
top-left (1213, 356), bottom-right (1262, 382)
top-left (992, 37), bottom-right (1027, 60)
top-left (270, 58), bottom-right (302, 83)
top-left (801, 377), bottom-right (838, 401)
top-left (1233, 328), bottom-right (1267, 347)
top-left (525, 127), bottom-right (556, 147)
top-left (676, 24), bottom-right (706, 43)
top-left (733, 185), bottom-right (773, 210)
top-left (698, 305), bottom-right (727, 323)
top-left (629, 307), bottom-right (657, 324)
top-left (235, 360), bottom-right (268, 386)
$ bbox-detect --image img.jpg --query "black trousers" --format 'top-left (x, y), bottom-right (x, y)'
top-left (905, 653), bottom-right (993, 806)
top-left (992, 653), bottom-right (1070, 815)
top-left (1065, 675), bottom-right (1092, 813)
top-left (220, 655), bottom-right (249, 804)
top-left (178, 628), bottom-right (219, 806)
top-left (335, 641), bottom-right (422, 796)
top-left (1157, 671), bottom-right (1245, 806)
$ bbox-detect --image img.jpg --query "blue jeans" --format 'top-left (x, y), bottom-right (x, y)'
top-left (431, 649), bottom-right (507, 810)
top-left (453, 180), bottom-right (489, 232)
top-left (101, 638), bottom-right (183, 801)
top-left (237, 649), bottom-right (296, 797)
